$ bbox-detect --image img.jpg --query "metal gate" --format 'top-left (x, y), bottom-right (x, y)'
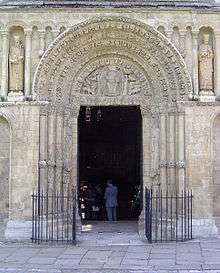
top-left (145, 188), bottom-right (193, 243)
top-left (31, 187), bottom-right (76, 244)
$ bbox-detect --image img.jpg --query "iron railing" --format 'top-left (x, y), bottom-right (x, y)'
top-left (31, 188), bottom-right (76, 244)
top-left (145, 188), bottom-right (193, 243)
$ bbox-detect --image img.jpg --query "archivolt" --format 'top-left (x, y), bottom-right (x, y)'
top-left (33, 17), bottom-right (192, 108)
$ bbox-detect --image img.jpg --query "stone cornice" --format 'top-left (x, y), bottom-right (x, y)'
top-left (0, 0), bottom-right (218, 11)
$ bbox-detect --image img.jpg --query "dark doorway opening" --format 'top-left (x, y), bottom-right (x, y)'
top-left (78, 106), bottom-right (142, 221)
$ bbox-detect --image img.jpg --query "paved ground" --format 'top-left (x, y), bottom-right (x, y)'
top-left (0, 221), bottom-right (219, 273)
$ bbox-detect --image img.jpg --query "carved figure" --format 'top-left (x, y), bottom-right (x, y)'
top-left (199, 34), bottom-right (213, 94)
top-left (9, 35), bottom-right (24, 92)
top-left (98, 66), bottom-right (124, 96)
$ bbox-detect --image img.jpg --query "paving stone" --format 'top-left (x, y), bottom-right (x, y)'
top-left (83, 250), bottom-right (112, 259)
top-left (125, 252), bottom-right (150, 259)
top-left (54, 257), bottom-right (82, 266)
top-left (26, 257), bottom-right (57, 264)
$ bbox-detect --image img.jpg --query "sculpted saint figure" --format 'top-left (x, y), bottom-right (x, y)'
top-left (9, 35), bottom-right (24, 92)
top-left (199, 33), bottom-right (214, 94)
top-left (98, 65), bottom-right (124, 96)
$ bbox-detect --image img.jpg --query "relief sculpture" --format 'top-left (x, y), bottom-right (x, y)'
top-left (9, 35), bottom-right (24, 92)
top-left (199, 33), bottom-right (214, 95)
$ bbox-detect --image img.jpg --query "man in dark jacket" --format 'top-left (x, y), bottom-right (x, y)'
top-left (104, 180), bottom-right (118, 221)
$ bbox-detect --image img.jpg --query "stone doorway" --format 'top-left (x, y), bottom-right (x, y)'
top-left (78, 106), bottom-right (142, 231)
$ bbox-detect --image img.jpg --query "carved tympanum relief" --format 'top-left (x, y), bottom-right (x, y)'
top-left (9, 34), bottom-right (24, 92)
top-left (74, 58), bottom-right (150, 98)
top-left (199, 31), bottom-right (214, 96)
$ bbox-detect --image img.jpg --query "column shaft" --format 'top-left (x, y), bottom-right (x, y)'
top-left (1, 32), bottom-right (9, 99)
top-left (215, 33), bottom-right (220, 98)
top-left (24, 31), bottom-right (32, 97)
top-left (168, 114), bottom-right (176, 191)
top-left (47, 111), bottom-right (56, 193)
top-left (38, 31), bottom-right (45, 58)
top-left (39, 112), bottom-right (48, 192)
top-left (177, 114), bottom-right (185, 192)
top-left (55, 113), bottom-right (64, 192)
top-left (192, 31), bottom-right (199, 99)
top-left (160, 114), bottom-right (167, 191)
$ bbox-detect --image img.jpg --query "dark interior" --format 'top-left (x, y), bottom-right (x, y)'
top-left (78, 106), bottom-right (142, 220)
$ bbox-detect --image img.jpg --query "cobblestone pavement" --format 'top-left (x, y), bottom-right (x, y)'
top-left (0, 222), bottom-right (219, 273)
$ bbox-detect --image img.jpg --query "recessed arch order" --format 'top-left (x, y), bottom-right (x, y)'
top-left (33, 17), bottom-right (192, 109)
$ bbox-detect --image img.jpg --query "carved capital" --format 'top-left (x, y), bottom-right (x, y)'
top-left (159, 160), bottom-right (167, 168)
top-left (176, 161), bottom-right (186, 169)
top-left (47, 160), bottom-right (56, 168)
top-left (167, 161), bottom-right (176, 168)
top-left (140, 105), bottom-right (150, 117)
top-left (38, 160), bottom-right (47, 168)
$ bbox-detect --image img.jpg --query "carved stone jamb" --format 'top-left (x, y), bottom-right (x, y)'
top-left (192, 30), bottom-right (200, 101)
top-left (0, 30), bottom-right (9, 101)
top-left (215, 31), bottom-right (220, 100)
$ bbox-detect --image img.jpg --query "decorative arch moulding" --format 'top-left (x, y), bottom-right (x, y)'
top-left (32, 17), bottom-right (193, 110)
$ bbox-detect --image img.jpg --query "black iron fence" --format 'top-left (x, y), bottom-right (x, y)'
top-left (145, 188), bottom-right (193, 243)
top-left (31, 188), bottom-right (76, 244)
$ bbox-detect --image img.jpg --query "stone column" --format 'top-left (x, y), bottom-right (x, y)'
top-left (185, 27), bottom-right (193, 78)
top-left (38, 30), bottom-right (45, 58)
top-left (177, 113), bottom-right (185, 193)
top-left (159, 114), bottom-right (167, 191)
top-left (0, 31), bottom-right (9, 100)
top-left (168, 114), bottom-right (176, 191)
top-left (166, 31), bottom-right (172, 42)
top-left (139, 106), bottom-right (151, 239)
top-left (179, 30), bottom-right (186, 58)
top-left (192, 30), bottom-right (199, 100)
top-left (55, 110), bottom-right (64, 193)
top-left (215, 32), bottom-right (220, 99)
top-left (47, 107), bottom-right (56, 193)
top-left (68, 106), bottom-right (81, 233)
top-left (39, 107), bottom-right (48, 192)
top-left (24, 30), bottom-right (32, 98)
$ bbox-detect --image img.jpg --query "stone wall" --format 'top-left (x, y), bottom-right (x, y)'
top-left (0, 116), bottom-right (9, 222)
top-left (185, 103), bottom-right (220, 236)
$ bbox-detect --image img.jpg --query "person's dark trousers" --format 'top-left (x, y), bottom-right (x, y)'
top-left (106, 207), bottom-right (117, 221)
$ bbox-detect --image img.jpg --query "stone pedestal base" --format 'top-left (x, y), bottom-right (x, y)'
top-left (7, 91), bottom-right (24, 102)
top-left (192, 219), bottom-right (218, 238)
top-left (5, 220), bottom-right (32, 241)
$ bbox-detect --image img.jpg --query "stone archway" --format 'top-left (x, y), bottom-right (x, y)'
top-left (33, 17), bottom-right (192, 235)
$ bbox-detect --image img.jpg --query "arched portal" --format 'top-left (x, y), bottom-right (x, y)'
top-left (33, 17), bottom-right (192, 235)
top-left (0, 116), bottom-right (10, 223)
